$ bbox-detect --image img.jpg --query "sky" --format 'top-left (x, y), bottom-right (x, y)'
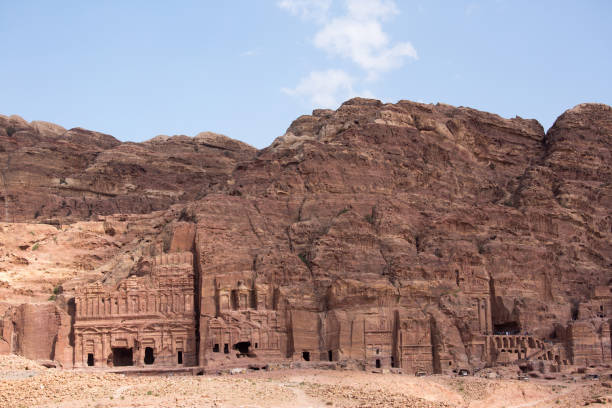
top-left (0, 1), bottom-right (611, 148)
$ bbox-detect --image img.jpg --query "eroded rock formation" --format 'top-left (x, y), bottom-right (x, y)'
top-left (0, 115), bottom-right (256, 222)
top-left (0, 99), bottom-right (610, 374)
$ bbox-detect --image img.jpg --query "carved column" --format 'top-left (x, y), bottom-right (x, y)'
top-left (101, 334), bottom-right (108, 366)
top-left (484, 297), bottom-right (492, 334)
top-left (75, 333), bottom-right (82, 367)
top-left (478, 298), bottom-right (486, 334)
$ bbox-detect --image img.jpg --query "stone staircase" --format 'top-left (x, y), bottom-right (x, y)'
top-left (487, 334), bottom-right (568, 366)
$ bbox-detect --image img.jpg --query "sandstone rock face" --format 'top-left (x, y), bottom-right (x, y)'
top-left (0, 115), bottom-right (256, 222)
top-left (0, 99), bottom-right (610, 373)
top-left (0, 303), bottom-right (72, 367)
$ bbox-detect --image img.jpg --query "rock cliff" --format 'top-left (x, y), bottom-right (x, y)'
top-left (0, 99), bottom-right (610, 373)
top-left (0, 114), bottom-right (256, 222)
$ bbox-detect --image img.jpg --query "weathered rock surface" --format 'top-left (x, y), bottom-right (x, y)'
top-left (0, 99), bottom-right (610, 373)
top-left (0, 114), bottom-right (256, 222)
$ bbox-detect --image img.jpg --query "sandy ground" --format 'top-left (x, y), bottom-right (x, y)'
top-left (1, 355), bottom-right (611, 408)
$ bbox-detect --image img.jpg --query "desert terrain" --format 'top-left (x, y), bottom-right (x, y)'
top-left (1, 355), bottom-right (611, 408)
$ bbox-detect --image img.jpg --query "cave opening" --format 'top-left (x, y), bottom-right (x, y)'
top-left (302, 351), bottom-right (310, 361)
top-left (144, 347), bottom-right (155, 365)
top-left (234, 341), bottom-right (251, 356)
top-left (224, 343), bottom-right (229, 354)
top-left (178, 351), bottom-right (183, 364)
top-left (375, 359), bottom-right (381, 368)
top-left (112, 348), bottom-right (133, 366)
top-left (571, 300), bottom-right (580, 320)
top-left (213, 344), bottom-right (219, 352)
top-left (328, 350), bottom-right (333, 361)
top-left (493, 321), bottom-right (520, 335)
top-left (87, 353), bottom-right (94, 366)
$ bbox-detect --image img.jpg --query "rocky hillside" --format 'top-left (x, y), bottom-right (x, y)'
top-left (0, 114), bottom-right (256, 222)
top-left (186, 99), bottom-right (611, 363)
top-left (0, 99), bottom-right (610, 370)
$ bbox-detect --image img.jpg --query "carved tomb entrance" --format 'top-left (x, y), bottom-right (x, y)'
top-left (112, 348), bottom-right (134, 366)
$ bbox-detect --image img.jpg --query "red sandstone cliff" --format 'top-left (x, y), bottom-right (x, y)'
top-left (0, 114), bottom-right (256, 222)
top-left (0, 100), bottom-right (610, 373)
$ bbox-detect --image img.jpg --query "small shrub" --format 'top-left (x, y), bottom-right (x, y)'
top-left (48, 295), bottom-right (56, 301)
top-left (364, 214), bottom-right (374, 225)
top-left (147, 391), bottom-right (153, 396)
top-left (32, 243), bottom-right (39, 251)
top-left (53, 285), bottom-right (61, 295)
top-left (298, 253), bottom-right (311, 269)
top-left (337, 207), bottom-right (349, 216)
top-left (6, 126), bottom-right (16, 137)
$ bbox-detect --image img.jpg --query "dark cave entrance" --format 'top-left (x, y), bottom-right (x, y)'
top-left (328, 350), bottom-right (333, 361)
top-left (375, 359), bottom-right (381, 368)
top-left (112, 348), bottom-right (133, 366)
top-left (493, 321), bottom-right (520, 335)
top-left (302, 351), bottom-right (310, 361)
top-left (177, 351), bottom-right (183, 364)
top-left (87, 353), bottom-right (94, 366)
top-left (144, 347), bottom-right (155, 365)
top-left (234, 341), bottom-right (251, 356)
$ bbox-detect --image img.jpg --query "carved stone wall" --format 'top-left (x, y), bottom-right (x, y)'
top-left (568, 320), bottom-right (612, 366)
top-left (200, 273), bottom-right (288, 365)
top-left (74, 250), bottom-right (197, 368)
top-left (0, 303), bottom-right (72, 365)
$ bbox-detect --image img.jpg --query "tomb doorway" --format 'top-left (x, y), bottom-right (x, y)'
top-left (87, 353), bottom-right (94, 366)
top-left (234, 341), bottom-right (251, 356)
top-left (144, 347), bottom-right (155, 365)
top-left (112, 348), bottom-right (134, 366)
top-left (302, 351), bottom-right (310, 361)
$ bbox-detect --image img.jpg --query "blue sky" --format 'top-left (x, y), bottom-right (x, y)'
top-left (1, 1), bottom-right (610, 148)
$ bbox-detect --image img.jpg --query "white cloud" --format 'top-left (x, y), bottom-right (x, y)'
top-left (277, 0), bottom-right (331, 22)
top-left (314, 17), bottom-right (417, 78)
top-left (312, 0), bottom-right (417, 78)
top-left (240, 49), bottom-right (258, 57)
top-left (345, 0), bottom-right (398, 21)
top-left (279, 0), bottom-right (415, 107)
top-left (281, 69), bottom-right (356, 108)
